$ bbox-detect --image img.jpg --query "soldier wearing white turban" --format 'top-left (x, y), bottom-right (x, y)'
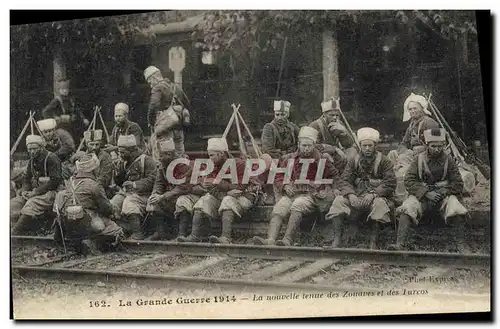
top-left (261, 100), bottom-right (300, 159)
top-left (53, 153), bottom-right (125, 255)
top-left (11, 134), bottom-right (62, 234)
top-left (391, 128), bottom-right (470, 253)
top-left (326, 127), bottom-right (396, 249)
top-left (177, 138), bottom-right (261, 243)
top-left (82, 129), bottom-right (113, 193)
top-left (107, 102), bottom-right (145, 152)
top-left (110, 135), bottom-right (157, 240)
top-left (253, 127), bottom-right (340, 247)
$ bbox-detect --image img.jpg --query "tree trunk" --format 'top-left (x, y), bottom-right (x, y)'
top-left (53, 47), bottom-right (66, 96)
top-left (322, 29), bottom-right (340, 101)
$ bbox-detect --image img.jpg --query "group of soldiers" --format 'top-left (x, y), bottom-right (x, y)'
top-left (10, 66), bottom-right (472, 255)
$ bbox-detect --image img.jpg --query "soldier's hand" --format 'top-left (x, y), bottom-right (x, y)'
top-left (148, 193), bottom-right (161, 205)
top-left (348, 194), bottom-right (361, 208)
top-left (192, 185), bottom-right (207, 196)
top-left (227, 189), bottom-right (243, 198)
top-left (283, 185), bottom-right (295, 197)
top-left (333, 189), bottom-right (342, 198)
top-left (361, 193), bottom-right (376, 208)
top-left (22, 191), bottom-right (33, 199)
top-left (425, 191), bottom-right (441, 204)
top-left (123, 181), bottom-right (135, 192)
top-left (202, 178), bottom-right (214, 189)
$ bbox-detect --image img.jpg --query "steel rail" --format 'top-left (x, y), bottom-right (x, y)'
top-left (11, 236), bottom-right (490, 269)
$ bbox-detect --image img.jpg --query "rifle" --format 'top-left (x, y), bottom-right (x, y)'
top-left (426, 94), bottom-right (490, 180)
top-left (333, 97), bottom-right (360, 151)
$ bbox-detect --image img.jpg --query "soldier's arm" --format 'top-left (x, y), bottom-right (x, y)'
top-left (129, 123), bottom-right (145, 150)
top-left (261, 124), bottom-right (280, 158)
top-left (404, 158), bottom-right (428, 200)
top-left (134, 156), bottom-right (157, 194)
top-left (114, 163), bottom-right (127, 187)
top-left (309, 121), bottom-right (323, 144)
top-left (97, 152), bottom-right (113, 189)
top-left (32, 154), bottom-right (62, 196)
top-left (337, 131), bottom-right (354, 149)
top-left (93, 184), bottom-right (114, 217)
top-left (374, 157), bottom-right (397, 197)
top-left (163, 163), bottom-right (193, 198)
top-left (401, 126), bottom-right (411, 149)
top-left (147, 84), bottom-right (164, 127)
top-left (41, 98), bottom-right (60, 119)
top-left (337, 159), bottom-right (357, 195)
top-left (152, 167), bottom-right (167, 196)
top-left (22, 161), bottom-right (33, 192)
top-left (55, 130), bottom-right (75, 162)
top-left (440, 156), bottom-right (464, 196)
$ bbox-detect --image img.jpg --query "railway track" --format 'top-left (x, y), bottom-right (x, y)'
top-left (12, 235), bottom-right (491, 294)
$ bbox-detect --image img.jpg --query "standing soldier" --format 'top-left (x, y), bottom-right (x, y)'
top-left (390, 128), bottom-right (470, 253)
top-left (111, 135), bottom-right (157, 240)
top-left (53, 153), bottom-right (124, 255)
top-left (310, 98), bottom-right (356, 167)
top-left (145, 139), bottom-right (194, 241)
top-left (144, 66), bottom-right (189, 158)
top-left (326, 128), bottom-right (396, 249)
top-left (261, 100), bottom-right (300, 160)
top-left (176, 138), bottom-right (256, 243)
top-left (41, 79), bottom-right (89, 141)
top-left (253, 127), bottom-right (339, 246)
top-left (106, 103), bottom-right (145, 152)
top-left (11, 135), bottom-right (62, 234)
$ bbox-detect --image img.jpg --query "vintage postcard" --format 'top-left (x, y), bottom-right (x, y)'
top-left (9, 9), bottom-right (491, 320)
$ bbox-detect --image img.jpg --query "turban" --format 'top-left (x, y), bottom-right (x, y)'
top-left (357, 127), bottom-right (380, 143)
top-left (37, 119), bottom-right (57, 131)
top-left (114, 103), bottom-right (129, 116)
top-left (76, 153), bottom-right (100, 173)
top-left (298, 126), bottom-right (319, 143)
top-left (144, 66), bottom-right (161, 80)
top-left (321, 97), bottom-right (341, 113)
top-left (84, 130), bottom-right (103, 143)
top-left (158, 138), bottom-right (175, 152)
top-left (207, 138), bottom-right (228, 152)
top-left (403, 93), bottom-right (432, 122)
top-left (273, 100), bottom-right (291, 113)
top-left (423, 128), bottom-right (446, 143)
top-left (26, 134), bottom-right (46, 147)
top-left (117, 135), bottom-right (137, 148)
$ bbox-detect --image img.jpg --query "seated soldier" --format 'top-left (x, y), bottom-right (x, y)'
top-left (145, 139), bottom-right (193, 241)
top-left (261, 100), bottom-right (300, 160)
top-left (105, 103), bottom-right (145, 153)
top-left (83, 129), bottom-right (113, 195)
top-left (389, 128), bottom-right (470, 253)
top-left (326, 128), bottom-right (396, 249)
top-left (53, 153), bottom-right (124, 255)
top-left (252, 127), bottom-right (339, 246)
top-left (11, 135), bottom-right (62, 234)
top-left (177, 138), bottom-right (253, 243)
top-left (111, 135), bottom-right (157, 240)
top-left (310, 97), bottom-right (357, 169)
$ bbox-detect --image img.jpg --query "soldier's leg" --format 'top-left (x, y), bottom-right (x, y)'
top-left (388, 195), bottom-right (422, 250)
top-left (367, 197), bottom-right (393, 250)
top-left (441, 195), bottom-right (470, 254)
top-left (178, 194), bottom-right (219, 243)
top-left (174, 194), bottom-right (200, 240)
top-left (252, 196), bottom-right (292, 245)
top-left (120, 194), bottom-right (148, 240)
top-left (211, 196), bottom-right (254, 244)
top-left (326, 195), bottom-right (352, 248)
top-left (10, 196), bottom-right (27, 224)
top-left (146, 198), bottom-right (176, 241)
top-left (12, 192), bottom-right (56, 235)
top-left (276, 196), bottom-right (316, 246)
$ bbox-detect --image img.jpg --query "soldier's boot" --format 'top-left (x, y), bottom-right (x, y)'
top-left (276, 211), bottom-right (303, 246)
top-left (252, 215), bottom-right (283, 245)
top-left (81, 239), bottom-right (102, 256)
top-left (331, 215), bottom-right (344, 248)
top-left (369, 221), bottom-right (380, 250)
top-left (145, 217), bottom-right (166, 241)
top-left (209, 210), bottom-right (234, 244)
top-left (128, 214), bottom-right (146, 240)
top-left (452, 216), bottom-right (471, 254)
top-left (387, 214), bottom-right (412, 251)
top-left (174, 211), bottom-right (191, 241)
top-left (177, 211), bottom-right (210, 243)
top-left (11, 214), bottom-right (34, 235)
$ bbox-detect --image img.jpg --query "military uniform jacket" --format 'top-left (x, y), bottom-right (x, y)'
top-left (404, 151), bottom-right (464, 200)
top-left (61, 172), bottom-right (114, 218)
top-left (310, 116), bottom-right (354, 149)
top-left (114, 151), bottom-right (157, 196)
top-left (23, 149), bottom-right (62, 196)
top-left (402, 115), bottom-right (440, 150)
top-left (147, 79), bottom-right (184, 127)
top-left (338, 152), bottom-right (396, 197)
top-left (96, 149), bottom-right (113, 189)
top-left (261, 120), bottom-right (300, 159)
top-left (152, 159), bottom-right (194, 196)
top-left (45, 128), bottom-right (75, 162)
top-left (110, 120), bottom-right (145, 150)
